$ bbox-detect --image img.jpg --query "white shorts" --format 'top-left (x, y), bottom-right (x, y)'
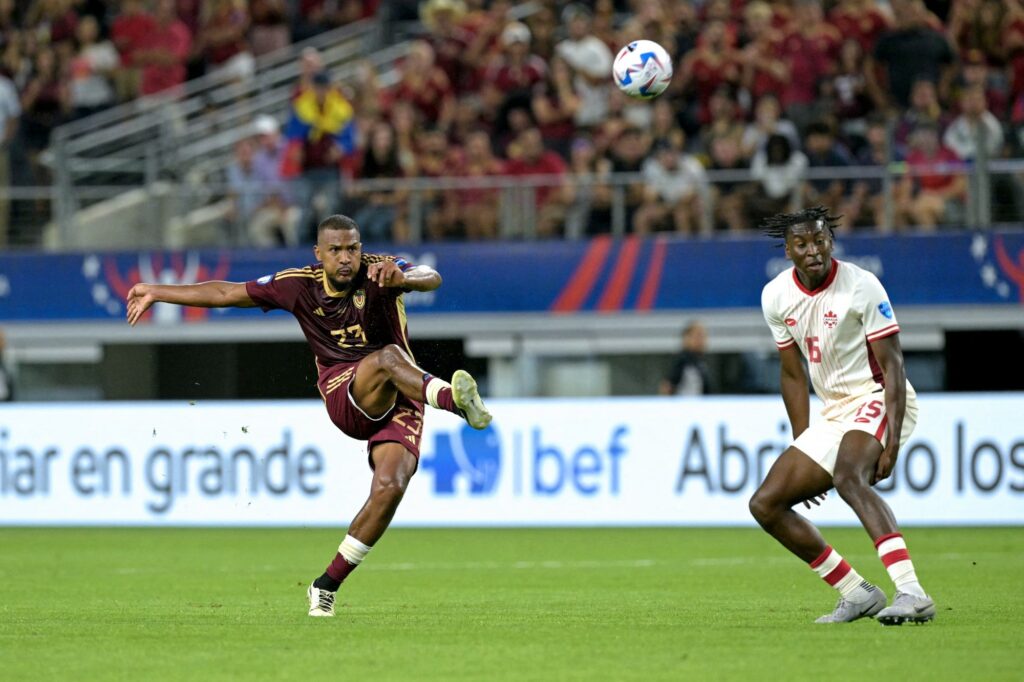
top-left (791, 392), bottom-right (919, 476)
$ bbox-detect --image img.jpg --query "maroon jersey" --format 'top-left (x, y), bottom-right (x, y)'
top-left (245, 254), bottom-right (416, 380)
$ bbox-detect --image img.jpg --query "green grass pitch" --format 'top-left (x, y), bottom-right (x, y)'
top-left (1, 527), bottom-right (1021, 681)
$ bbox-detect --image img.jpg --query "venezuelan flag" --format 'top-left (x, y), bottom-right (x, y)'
top-left (281, 89), bottom-right (357, 177)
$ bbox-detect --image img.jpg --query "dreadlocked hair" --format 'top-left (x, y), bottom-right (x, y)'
top-left (760, 206), bottom-right (842, 245)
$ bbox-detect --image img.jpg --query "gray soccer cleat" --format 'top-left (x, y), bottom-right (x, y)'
top-left (452, 369), bottom-right (492, 430)
top-left (815, 583), bottom-right (887, 623)
top-left (308, 582), bottom-right (336, 617)
top-left (876, 591), bottom-right (936, 626)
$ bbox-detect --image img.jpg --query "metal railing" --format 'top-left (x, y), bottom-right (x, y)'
top-left (3, 159), bottom-right (1020, 250)
top-left (43, 18), bottom-right (394, 240)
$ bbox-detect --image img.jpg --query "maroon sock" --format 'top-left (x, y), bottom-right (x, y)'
top-left (325, 553), bottom-right (359, 585)
top-left (422, 373), bottom-right (461, 415)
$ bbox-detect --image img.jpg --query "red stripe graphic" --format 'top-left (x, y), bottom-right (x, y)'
top-left (597, 237), bottom-right (641, 311)
top-left (881, 549), bottom-right (911, 568)
top-left (875, 415), bottom-right (888, 442)
top-left (874, 532), bottom-right (903, 548)
top-left (809, 546), bottom-right (833, 569)
top-left (867, 324), bottom-right (900, 341)
top-left (551, 236), bottom-right (614, 313)
top-left (824, 560), bottom-right (852, 586)
top-left (635, 238), bottom-right (667, 310)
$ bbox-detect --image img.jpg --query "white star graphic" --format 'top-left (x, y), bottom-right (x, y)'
top-left (92, 283), bottom-right (109, 304)
top-left (980, 264), bottom-right (998, 287)
top-left (970, 233), bottom-right (988, 262)
top-left (82, 255), bottom-right (101, 279)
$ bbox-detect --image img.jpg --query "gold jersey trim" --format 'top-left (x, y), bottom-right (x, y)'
top-left (395, 295), bottom-right (414, 360)
top-left (320, 269), bottom-right (349, 298)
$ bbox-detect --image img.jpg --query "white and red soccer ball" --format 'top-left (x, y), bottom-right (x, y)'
top-left (612, 40), bottom-right (673, 99)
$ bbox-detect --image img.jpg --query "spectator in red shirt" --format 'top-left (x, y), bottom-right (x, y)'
top-left (898, 122), bottom-right (966, 230)
top-left (134, 0), bottom-right (191, 97)
top-left (461, 0), bottom-right (513, 80)
top-left (1003, 10), bottom-right (1024, 114)
top-left (388, 40), bottom-right (455, 133)
top-left (830, 39), bottom-right (875, 136)
top-left (531, 55), bottom-right (579, 158)
top-left (195, 0), bottom-right (252, 81)
top-left (111, 0), bottom-right (155, 100)
top-left (454, 130), bottom-right (506, 240)
top-left (779, 0), bottom-right (842, 131)
top-left (505, 126), bottom-right (572, 237)
top-left (677, 21), bottom-right (741, 128)
top-left (948, 0), bottom-right (1008, 66)
top-left (481, 21), bottom-right (548, 130)
top-left (420, 0), bottom-right (475, 93)
top-left (828, 0), bottom-right (891, 53)
top-left (480, 21), bottom-right (546, 104)
top-left (739, 1), bottom-right (787, 106)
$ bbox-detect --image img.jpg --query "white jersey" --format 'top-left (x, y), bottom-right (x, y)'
top-left (761, 259), bottom-right (916, 418)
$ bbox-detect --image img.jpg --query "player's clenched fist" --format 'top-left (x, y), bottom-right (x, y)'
top-left (367, 261), bottom-right (405, 287)
top-left (126, 283), bottom-right (155, 326)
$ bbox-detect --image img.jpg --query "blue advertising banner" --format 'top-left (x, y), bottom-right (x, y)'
top-left (0, 231), bottom-right (1021, 322)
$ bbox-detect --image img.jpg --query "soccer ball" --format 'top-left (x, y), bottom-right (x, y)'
top-left (612, 40), bottom-right (673, 99)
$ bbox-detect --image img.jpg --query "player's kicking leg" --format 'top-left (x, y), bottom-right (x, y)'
top-left (309, 443), bottom-right (417, 617)
top-left (831, 431), bottom-right (935, 625)
top-left (749, 447), bottom-right (886, 623)
top-left (357, 344), bottom-right (492, 430)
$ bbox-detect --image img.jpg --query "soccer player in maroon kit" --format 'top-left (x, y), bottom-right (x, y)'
top-left (126, 214), bottom-right (492, 617)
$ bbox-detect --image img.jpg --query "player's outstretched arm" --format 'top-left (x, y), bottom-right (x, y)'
top-left (126, 281), bottom-right (256, 326)
top-left (366, 261), bottom-right (441, 292)
top-left (778, 344), bottom-right (810, 439)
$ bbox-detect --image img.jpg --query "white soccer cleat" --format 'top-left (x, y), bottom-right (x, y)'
top-left (452, 369), bottom-right (492, 430)
top-left (815, 583), bottom-right (887, 623)
top-left (876, 591), bottom-right (936, 626)
top-left (308, 582), bottom-right (336, 617)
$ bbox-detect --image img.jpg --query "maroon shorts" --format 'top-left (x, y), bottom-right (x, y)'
top-left (318, 361), bottom-right (425, 461)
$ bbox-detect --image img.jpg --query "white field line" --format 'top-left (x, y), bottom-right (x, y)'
top-left (103, 552), bottom-right (976, 575)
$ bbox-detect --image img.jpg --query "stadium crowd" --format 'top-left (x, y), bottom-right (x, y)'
top-left (2, 0), bottom-right (1024, 246)
top-left (237, 0), bottom-right (1024, 243)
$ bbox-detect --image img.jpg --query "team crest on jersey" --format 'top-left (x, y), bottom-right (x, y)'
top-left (256, 274), bottom-right (273, 285)
top-left (785, 317), bottom-right (797, 327)
top-left (823, 310), bottom-right (838, 329)
top-left (878, 301), bottom-right (893, 319)
top-left (353, 289), bottom-right (366, 309)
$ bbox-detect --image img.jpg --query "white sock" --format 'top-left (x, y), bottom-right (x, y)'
top-left (424, 377), bottom-right (452, 410)
top-left (876, 533), bottom-right (927, 598)
top-left (339, 534), bottom-right (372, 565)
top-left (810, 546), bottom-right (868, 599)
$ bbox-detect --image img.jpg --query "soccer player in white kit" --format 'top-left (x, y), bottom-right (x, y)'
top-left (749, 207), bottom-right (936, 625)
